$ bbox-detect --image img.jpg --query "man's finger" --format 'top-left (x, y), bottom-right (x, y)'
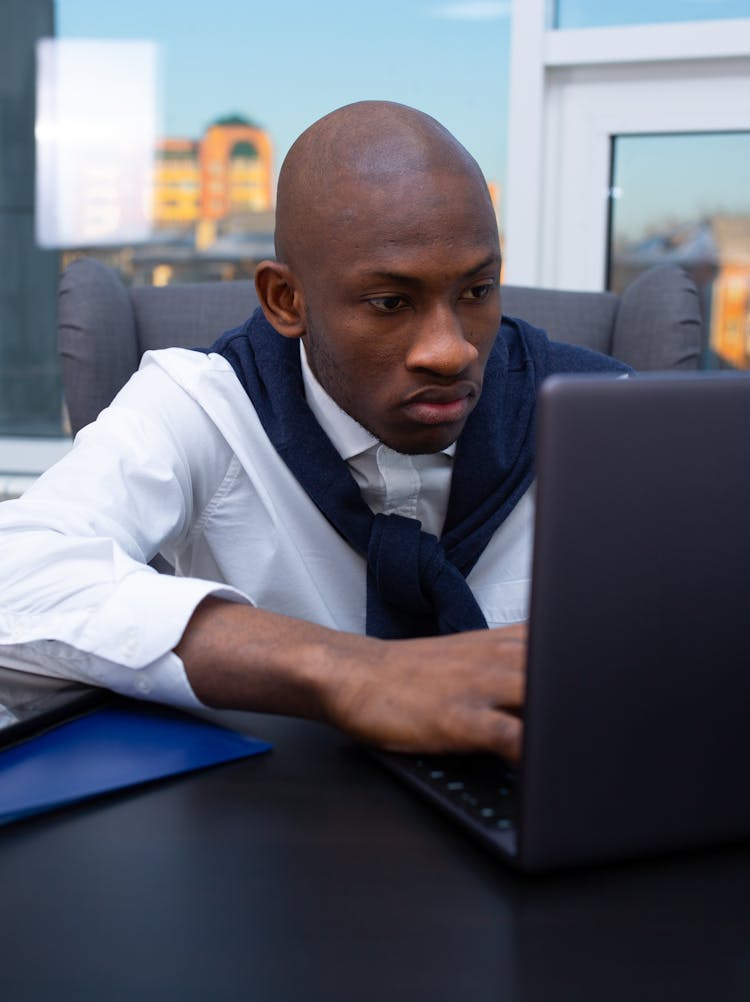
top-left (477, 708), bottom-right (524, 763)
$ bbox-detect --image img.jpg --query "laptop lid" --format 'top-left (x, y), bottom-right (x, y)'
top-left (0, 664), bottom-right (104, 751)
top-left (372, 371), bottom-right (750, 871)
top-left (518, 371), bottom-right (750, 870)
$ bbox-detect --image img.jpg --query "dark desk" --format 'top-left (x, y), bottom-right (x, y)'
top-left (1, 711), bottom-right (749, 1001)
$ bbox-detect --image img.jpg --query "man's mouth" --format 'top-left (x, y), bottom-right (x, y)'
top-left (401, 384), bottom-right (477, 426)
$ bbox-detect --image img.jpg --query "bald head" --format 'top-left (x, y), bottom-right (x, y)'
top-left (274, 101), bottom-right (494, 268)
top-left (254, 101), bottom-right (502, 454)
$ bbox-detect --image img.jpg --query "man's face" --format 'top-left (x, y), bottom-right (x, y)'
top-left (297, 169), bottom-right (502, 455)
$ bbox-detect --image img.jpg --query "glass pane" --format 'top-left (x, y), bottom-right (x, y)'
top-left (0, 0), bottom-right (512, 446)
top-left (607, 132), bottom-right (750, 369)
top-left (1, 1), bottom-right (515, 444)
top-left (51, 0), bottom-right (512, 288)
top-left (554, 0), bottom-right (750, 30)
top-left (0, 1), bottom-right (62, 437)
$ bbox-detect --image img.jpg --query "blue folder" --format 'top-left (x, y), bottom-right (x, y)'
top-left (0, 701), bottom-right (271, 826)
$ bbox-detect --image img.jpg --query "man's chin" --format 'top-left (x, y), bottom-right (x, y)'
top-left (379, 422), bottom-right (464, 456)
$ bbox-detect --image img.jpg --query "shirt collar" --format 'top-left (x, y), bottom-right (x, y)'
top-left (300, 342), bottom-right (456, 462)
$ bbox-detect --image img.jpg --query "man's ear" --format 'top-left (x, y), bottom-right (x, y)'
top-left (254, 260), bottom-right (306, 339)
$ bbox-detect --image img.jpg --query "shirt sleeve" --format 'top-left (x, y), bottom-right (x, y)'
top-left (0, 355), bottom-right (252, 707)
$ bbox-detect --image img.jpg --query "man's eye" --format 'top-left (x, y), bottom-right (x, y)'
top-left (369, 295), bottom-right (406, 312)
top-left (460, 283), bottom-right (494, 302)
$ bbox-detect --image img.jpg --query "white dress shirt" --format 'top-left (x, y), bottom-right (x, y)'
top-left (0, 345), bottom-right (534, 707)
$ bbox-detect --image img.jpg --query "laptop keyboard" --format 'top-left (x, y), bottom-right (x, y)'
top-left (373, 751), bottom-right (519, 836)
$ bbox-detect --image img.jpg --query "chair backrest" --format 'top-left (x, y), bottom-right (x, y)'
top-left (58, 257), bottom-right (703, 437)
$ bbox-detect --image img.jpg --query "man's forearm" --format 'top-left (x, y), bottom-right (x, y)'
top-left (175, 597), bottom-right (527, 761)
top-left (175, 596), bottom-right (367, 722)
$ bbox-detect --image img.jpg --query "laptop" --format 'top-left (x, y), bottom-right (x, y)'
top-left (0, 664), bottom-right (105, 751)
top-left (373, 371), bottom-right (750, 871)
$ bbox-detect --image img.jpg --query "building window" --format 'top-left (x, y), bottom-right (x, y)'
top-left (554, 0), bottom-right (750, 30)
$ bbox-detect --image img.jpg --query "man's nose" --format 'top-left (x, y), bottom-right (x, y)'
top-left (404, 306), bottom-right (478, 376)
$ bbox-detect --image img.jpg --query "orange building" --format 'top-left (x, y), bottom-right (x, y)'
top-left (709, 216), bottom-right (750, 368)
top-left (153, 116), bottom-right (273, 228)
top-left (200, 115), bottom-right (274, 220)
top-left (153, 138), bottom-right (201, 225)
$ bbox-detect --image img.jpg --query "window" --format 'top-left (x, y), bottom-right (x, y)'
top-left (0, 2), bottom-right (63, 467)
top-left (0, 0), bottom-right (513, 481)
top-left (608, 132), bottom-right (750, 368)
top-left (505, 0), bottom-right (750, 300)
top-left (554, 0), bottom-right (750, 30)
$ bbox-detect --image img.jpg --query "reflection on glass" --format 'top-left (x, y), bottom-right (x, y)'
top-left (35, 39), bottom-right (158, 249)
top-left (607, 132), bottom-right (750, 368)
top-left (59, 115), bottom-right (278, 288)
top-left (554, 0), bottom-right (750, 30)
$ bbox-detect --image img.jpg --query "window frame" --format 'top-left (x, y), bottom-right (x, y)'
top-left (504, 0), bottom-right (750, 290)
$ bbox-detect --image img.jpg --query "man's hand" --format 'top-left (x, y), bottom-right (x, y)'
top-left (320, 625), bottom-right (526, 762)
top-left (177, 599), bottom-right (526, 763)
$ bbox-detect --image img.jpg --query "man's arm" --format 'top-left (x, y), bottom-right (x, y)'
top-left (1, 352), bottom-right (526, 758)
top-left (0, 359), bottom-right (244, 706)
top-left (176, 597), bottom-right (526, 762)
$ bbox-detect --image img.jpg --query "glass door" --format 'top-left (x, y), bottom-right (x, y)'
top-left (607, 132), bottom-right (750, 368)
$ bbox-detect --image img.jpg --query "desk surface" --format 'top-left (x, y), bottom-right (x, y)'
top-left (1, 709), bottom-right (749, 1002)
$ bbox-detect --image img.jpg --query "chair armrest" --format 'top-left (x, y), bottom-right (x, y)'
top-left (58, 258), bottom-right (139, 435)
top-left (611, 264), bottom-right (702, 371)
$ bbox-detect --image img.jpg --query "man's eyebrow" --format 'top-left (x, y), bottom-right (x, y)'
top-left (357, 253), bottom-right (501, 285)
top-left (463, 252), bottom-right (502, 277)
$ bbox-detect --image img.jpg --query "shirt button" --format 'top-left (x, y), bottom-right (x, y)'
top-left (135, 676), bottom-right (151, 694)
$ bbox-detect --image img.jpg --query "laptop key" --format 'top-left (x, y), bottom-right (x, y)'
top-left (388, 753), bottom-right (519, 829)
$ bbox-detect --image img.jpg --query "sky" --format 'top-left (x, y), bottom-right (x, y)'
top-left (612, 132), bottom-right (750, 242)
top-left (55, 1), bottom-right (514, 196)
top-left (55, 0), bottom-right (750, 239)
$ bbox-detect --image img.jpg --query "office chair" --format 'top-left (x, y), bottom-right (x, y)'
top-left (58, 259), bottom-right (703, 437)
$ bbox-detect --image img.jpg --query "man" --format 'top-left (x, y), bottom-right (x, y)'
top-left (0, 102), bottom-right (627, 762)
